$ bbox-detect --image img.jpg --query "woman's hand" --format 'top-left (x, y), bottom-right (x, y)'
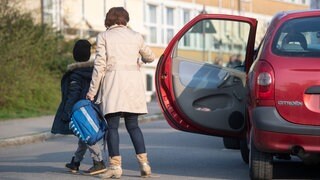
top-left (86, 93), bottom-right (95, 101)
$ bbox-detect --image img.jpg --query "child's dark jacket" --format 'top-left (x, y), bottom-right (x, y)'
top-left (51, 60), bottom-right (94, 135)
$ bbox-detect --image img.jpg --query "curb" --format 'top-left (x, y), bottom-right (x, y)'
top-left (0, 113), bottom-right (163, 148)
top-left (0, 132), bottom-right (58, 148)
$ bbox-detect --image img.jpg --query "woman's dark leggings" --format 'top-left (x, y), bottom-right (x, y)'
top-left (105, 112), bottom-right (146, 157)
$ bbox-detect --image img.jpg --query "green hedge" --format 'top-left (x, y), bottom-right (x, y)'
top-left (0, 1), bottom-right (74, 119)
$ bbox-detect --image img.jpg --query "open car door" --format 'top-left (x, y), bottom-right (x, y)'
top-left (156, 14), bottom-right (257, 138)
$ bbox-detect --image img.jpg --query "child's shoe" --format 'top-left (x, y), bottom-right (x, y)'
top-left (84, 160), bottom-right (107, 175)
top-left (65, 156), bottom-right (80, 173)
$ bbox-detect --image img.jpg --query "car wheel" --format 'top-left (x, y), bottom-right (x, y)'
top-left (223, 137), bottom-right (240, 149)
top-left (240, 138), bottom-right (249, 164)
top-left (249, 137), bottom-right (273, 180)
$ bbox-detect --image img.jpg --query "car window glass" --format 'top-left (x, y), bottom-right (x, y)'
top-left (254, 37), bottom-right (265, 61)
top-left (272, 16), bottom-right (320, 57)
top-left (174, 19), bottom-right (250, 70)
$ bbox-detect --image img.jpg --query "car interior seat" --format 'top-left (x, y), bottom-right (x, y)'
top-left (281, 32), bottom-right (307, 51)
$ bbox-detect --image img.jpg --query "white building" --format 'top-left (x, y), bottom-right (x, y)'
top-left (17, 0), bottom-right (309, 102)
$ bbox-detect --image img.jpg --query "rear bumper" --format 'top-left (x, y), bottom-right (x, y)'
top-left (252, 107), bottom-right (320, 153)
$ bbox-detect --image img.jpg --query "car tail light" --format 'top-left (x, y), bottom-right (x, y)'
top-left (255, 61), bottom-right (275, 103)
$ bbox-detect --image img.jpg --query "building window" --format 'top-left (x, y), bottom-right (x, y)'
top-left (143, 2), bottom-right (200, 47)
top-left (166, 29), bottom-right (174, 44)
top-left (176, 19), bottom-right (250, 65)
top-left (164, 7), bottom-right (175, 44)
top-left (310, 0), bottom-right (320, 8)
top-left (150, 27), bottom-right (157, 43)
top-left (166, 8), bottom-right (174, 25)
top-left (146, 4), bottom-right (158, 44)
top-left (182, 9), bottom-right (191, 47)
top-left (146, 74), bottom-right (153, 91)
top-left (283, 0), bottom-right (310, 4)
top-left (42, 0), bottom-right (61, 30)
top-left (183, 10), bottom-right (191, 25)
top-left (43, 0), bottom-right (54, 25)
top-left (149, 5), bottom-right (157, 23)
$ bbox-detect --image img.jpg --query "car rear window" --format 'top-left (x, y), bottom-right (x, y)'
top-left (272, 16), bottom-right (320, 57)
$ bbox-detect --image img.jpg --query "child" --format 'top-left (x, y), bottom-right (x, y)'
top-left (51, 39), bottom-right (106, 175)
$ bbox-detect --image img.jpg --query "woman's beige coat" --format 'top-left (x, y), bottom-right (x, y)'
top-left (88, 25), bottom-right (155, 116)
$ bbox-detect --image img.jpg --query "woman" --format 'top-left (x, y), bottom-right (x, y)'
top-left (86, 7), bottom-right (155, 179)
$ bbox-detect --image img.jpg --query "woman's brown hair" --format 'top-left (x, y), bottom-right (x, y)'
top-left (104, 7), bottom-right (129, 28)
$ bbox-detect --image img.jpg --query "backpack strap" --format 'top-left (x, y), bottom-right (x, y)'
top-left (91, 102), bottom-right (108, 153)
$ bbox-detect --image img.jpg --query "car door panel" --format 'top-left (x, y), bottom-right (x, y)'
top-left (156, 14), bottom-right (257, 137)
top-left (172, 58), bottom-right (246, 132)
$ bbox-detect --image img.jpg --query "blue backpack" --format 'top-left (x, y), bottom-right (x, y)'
top-left (69, 99), bottom-right (107, 145)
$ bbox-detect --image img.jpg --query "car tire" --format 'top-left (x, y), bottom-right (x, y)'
top-left (249, 138), bottom-right (273, 180)
top-left (223, 137), bottom-right (240, 149)
top-left (240, 138), bottom-right (249, 164)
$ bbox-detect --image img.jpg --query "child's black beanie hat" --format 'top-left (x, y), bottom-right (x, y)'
top-left (73, 39), bottom-right (91, 62)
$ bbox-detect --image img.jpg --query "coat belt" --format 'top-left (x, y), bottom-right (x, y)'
top-left (106, 64), bottom-right (140, 71)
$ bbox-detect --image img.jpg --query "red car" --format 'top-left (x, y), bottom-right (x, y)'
top-left (155, 10), bottom-right (320, 179)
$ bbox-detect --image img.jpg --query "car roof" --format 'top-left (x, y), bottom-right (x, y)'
top-left (274, 9), bottom-right (320, 18)
top-left (271, 9), bottom-right (320, 32)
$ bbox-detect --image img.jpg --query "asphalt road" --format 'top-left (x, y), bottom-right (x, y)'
top-left (0, 120), bottom-right (319, 180)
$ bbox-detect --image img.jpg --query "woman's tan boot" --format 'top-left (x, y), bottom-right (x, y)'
top-left (136, 153), bottom-right (151, 177)
top-left (100, 156), bottom-right (122, 179)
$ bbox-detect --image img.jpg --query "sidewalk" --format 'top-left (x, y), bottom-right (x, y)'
top-left (0, 101), bottom-right (163, 148)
